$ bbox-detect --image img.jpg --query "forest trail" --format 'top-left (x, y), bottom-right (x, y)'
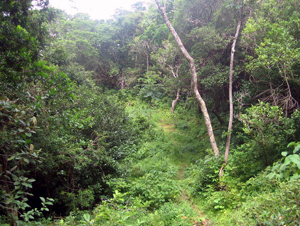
top-left (160, 122), bottom-right (175, 133)
top-left (158, 119), bottom-right (211, 226)
top-left (178, 165), bottom-right (211, 226)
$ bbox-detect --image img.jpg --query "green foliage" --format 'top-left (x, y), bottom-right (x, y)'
top-left (92, 191), bottom-right (148, 225)
top-left (138, 71), bottom-right (165, 102)
top-left (192, 156), bottom-right (222, 193)
top-left (239, 180), bottom-right (300, 225)
top-left (56, 192), bottom-right (202, 226)
top-left (189, 26), bottom-right (228, 60)
top-left (229, 101), bottom-right (293, 180)
top-left (1, 0), bottom-right (300, 224)
top-left (268, 142), bottom-right (300, 180)
top-left (109, 152), bottom-right (181, 209)
top-left (0, 99), bottom-right (47, 223)
top-left (29, 86), bottom-right (140, 215)
top-left (129, 169), bottom-right (181, 209)
top-left (243, 0), bottom-right (300, 112)
top-left (155, 202), bottom-right (202, 226)
top-left (203, 187), bottom-right (242, 211)
top-left (202, 161), bottom-right (300, 225)
top-left (60, 189), bottom-right (95, 212)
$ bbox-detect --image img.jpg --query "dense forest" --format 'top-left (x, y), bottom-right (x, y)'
top-left (1, 0), bottom-right (300, 225)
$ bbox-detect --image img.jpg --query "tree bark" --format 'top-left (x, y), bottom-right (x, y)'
top-left (155, 0), bottom-right (219, 156)
top-left (171, 88), bottom-right (180, 114)
top-left (224, 17), bottom-right (242, 164)
top-left (146, 54), bottom-right (149, 72)
top-left (120, 68), bottom-right (126, 89)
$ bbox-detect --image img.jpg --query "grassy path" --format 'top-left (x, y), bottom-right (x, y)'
top-left (178, 165), bottom-right (210, 226)
top-left (158, 119), bottom-right (211, 226)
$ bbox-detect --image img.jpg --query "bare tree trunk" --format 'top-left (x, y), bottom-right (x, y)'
top-left (224, 17), bottom-right (242, 164)
top-left (146, 54), bottom-right (149, 72)
top-left (120, 69), bottom-right (126, 89)
top-left (219, 7), bottom-right (244, 178)
top-left (155, 0), bottom-right (219, 156)
top-left (171, 88), bottom-right (180, 114)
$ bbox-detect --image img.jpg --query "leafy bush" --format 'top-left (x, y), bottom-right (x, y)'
top-left (110, 153), bottom-right (181, 209)
top-left (92, 191), bottom-right (148, 226)
top-left (60, 189), bottom-right (95, 213)
top-left (129, 170), bottom-right (181, 209)
top-left (229, 101), bottom-right (297, 181)
top-left (56, 191), bottom-right (202, 226)
top-left (22, 86), bottom-right (144, 215)
top-left (203, 188), bottom-right (242, 211)
top-left (137, 71), bottom-right (165, 103)
top-left (192, 156), bottom-right (222, 194)
top-left (239, 180), bottom-right (300, 225)
top-left (156, 202), bottom-right (201, 226)
top-left (0, 99), bottom-right (54, 223)
top-left (239, 101), bottom-right (288, 165)
top-left (268, 142), bottom-right (300, 181)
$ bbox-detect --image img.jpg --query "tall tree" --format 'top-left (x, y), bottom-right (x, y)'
top-left (224, 2), bottom-right (244, 165)
top-left (154, 0), bottom-right (219, 156)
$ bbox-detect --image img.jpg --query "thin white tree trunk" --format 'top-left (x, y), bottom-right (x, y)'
top-left (146, 54), bottom-right (149, 72)
top-left (120, 69), bottom-right (126, 89)
top-left (224, 17), bottom-right (242, 164)
top-left (155, 0), bottom-right (219, 156)
top-left (171, 88), bottom-right (180, 113)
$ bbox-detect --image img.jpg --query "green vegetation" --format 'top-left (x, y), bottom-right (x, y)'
top-left (1, 0), bottom-right (300, 225)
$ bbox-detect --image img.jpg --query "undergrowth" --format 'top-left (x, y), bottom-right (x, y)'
top-left (18, 99), bottom-right (300, 225)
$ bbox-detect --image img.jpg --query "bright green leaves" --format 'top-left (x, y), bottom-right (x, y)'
top-left (268, 142), bottom-right (300, 180)
top-left (284, 153), bottom-right (300, 171)
top-left (0, 23), bottom-right (37, 76)
top-left (239, 101), bottom-right (284, 136)
top-left (224, 102), bottom-right (298, 181)
top-left (289, 141), bottom-right (300, 154)
top-left (40, 197), bottom-right (54, 212)
top-left (0, 0), bottom-right (45, 88)
top-left (247, 22), bottom-right (299, 71)
top-left (138, 71), bottom-right (165, 102)
top-left (15, 25), bottom-right (31, 39)
top-left (63, 108), bottom-right (95, 130)
top-left (13, 176), bottom-right (35, 189)
top-left (238, 101), bottom-right (287, 164)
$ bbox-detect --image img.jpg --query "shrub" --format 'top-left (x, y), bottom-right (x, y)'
top-left (240, 179), bottom-right (300, 225)
top-left (229, 102), bottom-right (298, 181)
top-left (193, 156), bottom-right (222, 194)
top-left (156, 202), bottom-right (201, 226)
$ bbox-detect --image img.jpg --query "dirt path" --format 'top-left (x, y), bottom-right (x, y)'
top-left (178, 166), bottom-right (211, 226)
top-left (160, 122), bottom-right (175, 133)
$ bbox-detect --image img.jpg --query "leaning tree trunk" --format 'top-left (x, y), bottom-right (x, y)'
top-left (155, 0), bottom-right (219, 156)
top-left (171, 88), bottom-right (180, 114)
